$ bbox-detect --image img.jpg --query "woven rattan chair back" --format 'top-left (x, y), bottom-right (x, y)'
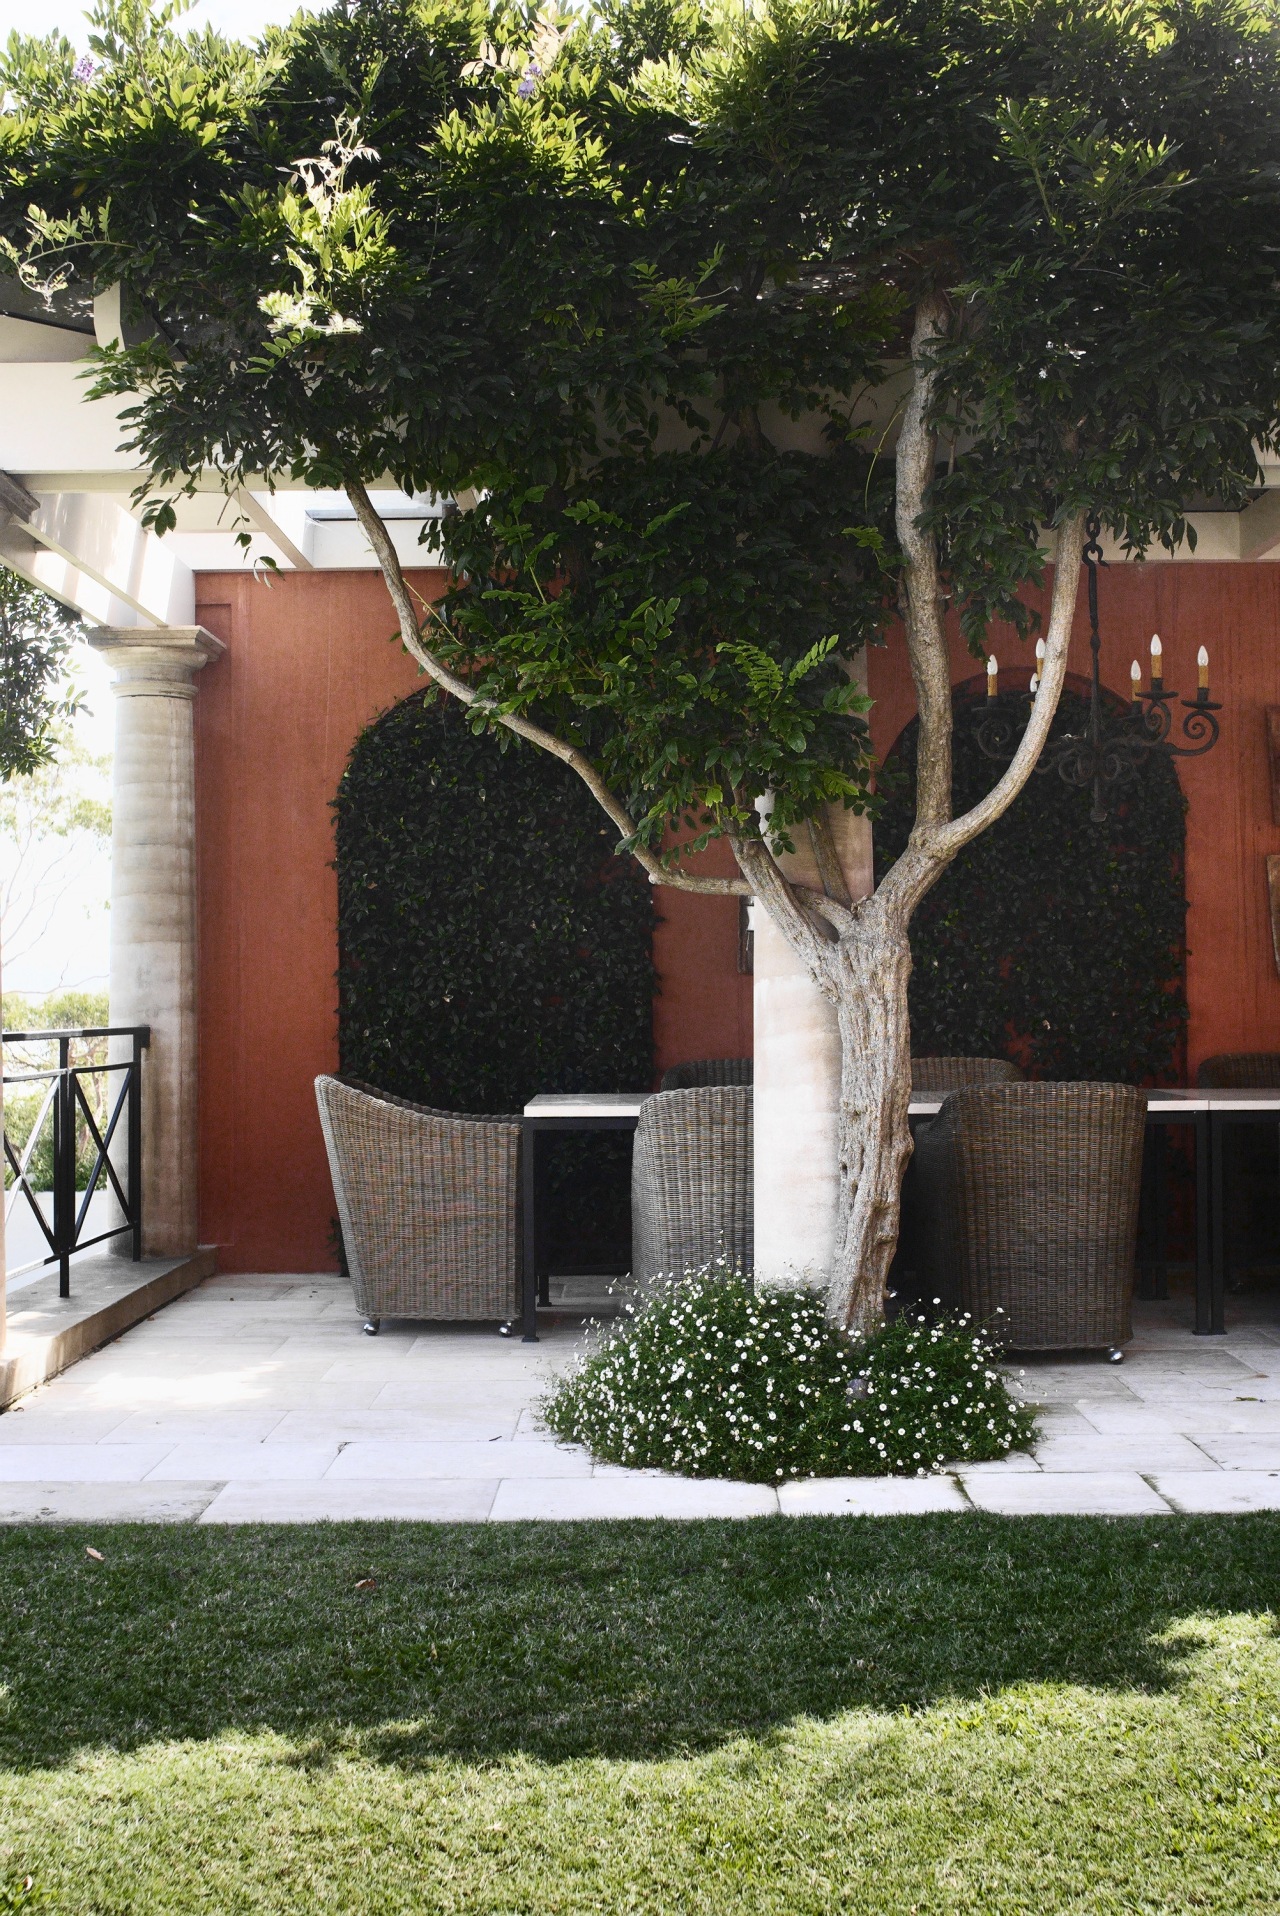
top-left (914, 1080), bottom-right (1144, 1351)
top-left (315, 1075), bottom-right (521, 1325)
top-left (660, 1058), bottom-right (754, 1090)
top-left (631, 1085), bottom-right (753, 1287)
top-left (910, 1056), bottom-right (1023, 1094)
top-left (1196, 1054), bottom-right (1280, 1089)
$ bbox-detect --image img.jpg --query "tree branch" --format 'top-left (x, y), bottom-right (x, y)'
top-left (929, 509), bottom-right (1086, 861)
top-left (346, 476), bottom-right (749, 898)
top-left (731, 834), bottom-right (839, 987)
top-left (895, 293), bottom-right (954, 832)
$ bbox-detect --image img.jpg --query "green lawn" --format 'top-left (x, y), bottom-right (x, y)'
top-left (1, 1516), bottom-right (1279, 1912)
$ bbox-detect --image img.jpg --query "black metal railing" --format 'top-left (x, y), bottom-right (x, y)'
top-left (2, 1026), bottom-right (149, 1296)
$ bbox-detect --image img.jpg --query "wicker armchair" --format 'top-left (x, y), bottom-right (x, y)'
top-left (631, 1085), bottom-right (753, 1288)
top-left (315, 1075), bottom-right (521, 1333)
top-left (1197, 1055), bottom-right (1280, 1088)
top-left (660, 1058), bottom-right (754, 1090)
top-left (913, 1081), bottom-right (1145, 1354)
top-left (911, 1056), bottom-right (1023, 1094)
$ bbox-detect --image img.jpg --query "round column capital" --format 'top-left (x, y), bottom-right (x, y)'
top-left (87, 625), bottom-right (226, 700)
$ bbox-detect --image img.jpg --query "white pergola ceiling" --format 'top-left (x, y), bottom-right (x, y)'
top-left (0, 288), bottom-right (444, 628)
top-left (1, 282), bottom-right (1277, 631)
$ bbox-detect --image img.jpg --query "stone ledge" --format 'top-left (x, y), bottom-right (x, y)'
top-left (0, 1248), bottom-right (217, 1409)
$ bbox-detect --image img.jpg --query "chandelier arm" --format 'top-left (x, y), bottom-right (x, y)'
top-left (1168, 707), bottom-right (1221, 756)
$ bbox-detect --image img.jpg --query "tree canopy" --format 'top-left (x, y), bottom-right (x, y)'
top-left (5, 0), bottom-right (1278, 867)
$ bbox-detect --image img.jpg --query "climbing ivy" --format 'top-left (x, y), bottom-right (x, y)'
top-left (334, 689), bottom-right (655, 1265)
top-left (875, 686), bottom-right (1187, 1084)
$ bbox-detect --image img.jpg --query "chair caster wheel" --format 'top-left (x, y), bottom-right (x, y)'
top-left (1107, 1346), bottom-right (1124, 1364)
top-left (363, 1318), bottom-right (380, 1337)
top-left (498, 1321), bottom-right (514, 1338)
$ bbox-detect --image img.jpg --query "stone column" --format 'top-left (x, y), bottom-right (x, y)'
top-left (88, 627), bottom-right (225, 1258)
top-left (752, 806), bottom-right (873, 1284)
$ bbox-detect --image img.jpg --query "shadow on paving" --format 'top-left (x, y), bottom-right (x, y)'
top-left (0, 1514), bottom-right (1277, 1772)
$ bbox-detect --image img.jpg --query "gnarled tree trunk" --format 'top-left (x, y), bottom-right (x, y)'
top-left (737, 298), bottom-right (1088, 1332)
top-left (352, 289), bottom-right (1088, 1338)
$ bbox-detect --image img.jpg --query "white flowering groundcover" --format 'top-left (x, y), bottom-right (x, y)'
top-left (543, 1267), bottom-right (1036, 1483)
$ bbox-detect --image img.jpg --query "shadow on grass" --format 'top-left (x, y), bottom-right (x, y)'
top-left (0, 1514), bottom-right (1277, 1771)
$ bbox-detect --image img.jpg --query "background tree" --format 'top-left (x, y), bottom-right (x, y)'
top-left (0, 532), bottom-right (84, 1316)
top-left (0, 728), bottom-right (111, 985)
top-left (0, 570), bottom-right (81, 783)
top-left (6, 0), bottom-right (1280, 1330)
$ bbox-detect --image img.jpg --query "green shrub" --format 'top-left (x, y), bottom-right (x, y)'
top-left (543, 1267), bottom-right (1036, 1483)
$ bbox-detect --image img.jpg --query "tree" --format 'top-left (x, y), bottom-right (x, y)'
top-left (0, 569), bottom-right (81, 782)
top-left (0, 728), bottom-right (111, 984)
top-left (5, 0), bottom-right (1280, 1330)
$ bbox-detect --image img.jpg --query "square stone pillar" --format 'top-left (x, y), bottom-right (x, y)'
top-left (752, 806), bottom-right (873, 1285)
top-left (88, 627), bottom-right (225, 1258)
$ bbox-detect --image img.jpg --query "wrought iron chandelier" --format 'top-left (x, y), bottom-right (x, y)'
top-left (972, 514), bottom-right (1221, 823)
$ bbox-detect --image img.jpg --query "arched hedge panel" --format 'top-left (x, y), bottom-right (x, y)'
top-left (335, 689), bottom-right (654, 1111)
top-left (334, 691), bottom-right (655, 1265)
top-left (874, 683), bottom-right (1187, 1083)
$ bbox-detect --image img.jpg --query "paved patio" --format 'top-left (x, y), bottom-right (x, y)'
top-left (1, 1272), bottom-right (1279, 1520)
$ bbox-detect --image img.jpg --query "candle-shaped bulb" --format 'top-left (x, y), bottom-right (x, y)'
top-left (986, 654), bottom-right (997, 698)
top-left (1029, 672), bottom-right (1039, 696)
top-left (1197, 644), bottom-right (1209, 690)
top-left (1130, 659), bottom-right (1142, 701)
top-left (1035, 639), bottom-right (1046, 671)
top-left (1150, 633), bottom-right (1163, 688)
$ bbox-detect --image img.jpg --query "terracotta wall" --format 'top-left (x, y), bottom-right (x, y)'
top-left (192, 568), bottom-right (750, 1272)
top-left (192, 558), bottom-right (1279, 1271)
top-left (864, 561), bottom-right (1280, 1078)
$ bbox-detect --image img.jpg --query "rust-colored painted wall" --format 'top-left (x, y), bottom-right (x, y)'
top-left (865, 561), bottom-right (1280, 1078)
top-left (192, 568), bottom-right (750, 1272)
top-left (194, 558), bottom-right (1276, 1271)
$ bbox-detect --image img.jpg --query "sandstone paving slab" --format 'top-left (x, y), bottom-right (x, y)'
top-left (371, 1378), bottom-right (552, 1410)
top-left (1072, 1406), bottom-right (1206, 1436)
top-left (1031, 1433), bottom-right (1219, 1473)
top-left (1119, 1381), bottom-right (1269, 1406)
top-left (265, 1407), bottom-right (523, 1444)
top-left (0, 1481), bottom-right (223, 1523)
top-left (778, 1475), bottom-right (968, 1515)
top-left (198, 1479), bottom-right (500, 1523)
top-left (1180, 1434), bottom-right (1280, 1470)
top-left (0, 1405), bottom-right (136, 1443)
top-left (490, 1475), bottom-right (778, 1521)
top-left (0, 1443), bottom-right (175, 1482)
top-left (1151, 1472), bottom-right (1280, 1514)
top-left (145, 1442), bottom-right (340, 1481)
top-left (101, 1409), bottom-right (290, 1444)
top-left (950, 1451), bottom-right (1041, 1475)
top-left (327, 1439), bottom-right (593, 1481)
top-left (960, 1471), bottom-right (1173, 1515)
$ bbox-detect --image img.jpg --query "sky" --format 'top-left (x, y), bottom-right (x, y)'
top-left (0, 0), bottom-right (314, 47)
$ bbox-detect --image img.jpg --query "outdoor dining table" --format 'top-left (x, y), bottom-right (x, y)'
top-left (522, 1086), bottom-right (1280, 1343)
top-left (521, 1094), bottom-right (649, 1340)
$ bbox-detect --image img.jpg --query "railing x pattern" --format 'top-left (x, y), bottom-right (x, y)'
top-left (2, 1025), bottom-right (148, 1295)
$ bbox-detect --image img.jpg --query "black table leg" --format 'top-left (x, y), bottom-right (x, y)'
top-left (521, 1122), bottom-right (539, 1342)
top-left (1151, 1121), bottom-right (1169, 1300)
top-left (537, 1123), bottom-right (551, 1308)
top-left (1194, 1109), bottom-right (1215, 1335)
top-left (1210, 1111), bottom-right (1227, 1335)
